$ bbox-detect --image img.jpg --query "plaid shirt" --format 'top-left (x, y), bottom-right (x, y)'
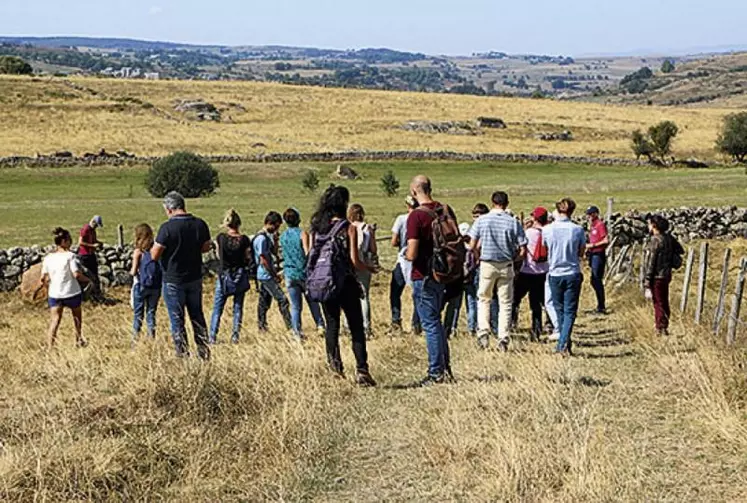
top-left (469, 209), bottom-right (527, 262)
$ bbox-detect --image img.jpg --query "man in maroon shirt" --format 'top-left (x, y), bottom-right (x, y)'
top-left (585, 206), bottom-right (609, 314)
top-left (78, 215), bottom-right (103, 297)
top-left (405, 175), bottom-right (457, 385)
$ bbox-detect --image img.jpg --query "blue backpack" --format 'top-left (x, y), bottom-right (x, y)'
top-left (139, 250), bottom-right (162, 289)
top-left (306, 220), bottom-right (350, 303)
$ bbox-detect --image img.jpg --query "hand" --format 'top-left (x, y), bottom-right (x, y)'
top-left (644, 288), bottom-right (653, 301)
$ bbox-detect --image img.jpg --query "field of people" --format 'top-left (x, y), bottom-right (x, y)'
top-left (0, 158), bottom-right (746, 500)
top-left (0, 75), bottom-right (735, 160)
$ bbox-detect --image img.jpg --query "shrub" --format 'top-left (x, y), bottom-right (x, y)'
top-left (301, 170), bottom-right (320, 192)
top-left (648, 121), bottom-right (679, 161)
top-left (661, 60), bottom-right (675, 74)
top-left (716, 112), bottom-right (747, 163)
top-left (380, 170), bottom-right (400, 197)
top-left (0, 56), bottom-right (33, 75)
top-left (631, 129), bottom-right (654, 161)
top-left (146, 152), bottom-right (219, 198)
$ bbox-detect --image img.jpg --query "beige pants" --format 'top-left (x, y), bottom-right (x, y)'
top-left (478, 260), bottom-right (514, 341)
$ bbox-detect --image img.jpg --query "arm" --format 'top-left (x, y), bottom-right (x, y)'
top-left (150, 242), bottom-right (165, 262)
top-left (79, 235), bottom-right (98, 249)
top-left (391, 232), bottom-right (400, 249)
top-left (34, 272), bottom-right (50, 295)
top-left (369, 225), bottom-right (378, 255)
top-left (258, 235), bottom-right (279, 278)
top-left (201, 241), bottom-right (212, 254)
top-left (646, 239), bottom-right (660, 288)
top-left (405, 238), bottom-right (419, 262)
top-left (129, 249), bottom-right (143, 277)
top-left (348, 225), bottom-right (373, 272)
top-left (302, 230), bottom-right (311, 256)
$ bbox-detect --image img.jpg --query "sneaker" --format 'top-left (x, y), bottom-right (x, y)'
top-left (412, 326), bottom-right (423, 336)
top-left (418, 373), bottom-right (445, 387)
top-left (389, 321), bottom-right (403, 336)
top-left (468, 330), bottom-right (477, 338)
top-left (230, 336), bottom-right (239, 344)
top-left (497, 339), bottom-right (509, 352)
top-left (552, 348), bottom-right (572, 357)
top-left (656, 329), bottom-right (669, 336)
top-left (444, 367), bottom-right (456, 383)
top-left (355, 371), bottom-right (377, 387)
top-left (329, 363), bottom-right (345, 379)
top-left (75, 338), bottom-right (88, 348)
top-left (595, 309), bottom-right (608, 316)
top-left (477, 332), bottom-right (490, 350)
top-left (548, 332), bottom-right (560, 342)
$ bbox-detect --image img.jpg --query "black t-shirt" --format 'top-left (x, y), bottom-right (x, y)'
top-left (155, 214), bottom-right (211, 284)
top-left (217, 233), bottom-right (250, 271)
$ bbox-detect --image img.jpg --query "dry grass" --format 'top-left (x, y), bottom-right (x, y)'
top-left (1, 274), bottom-right (745, 501)
top-left (0, 75), bottom-right (733, 160)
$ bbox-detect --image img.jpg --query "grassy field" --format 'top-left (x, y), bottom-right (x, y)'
top-left (0, 75), bottom-right (734, 160)
top-left (0, 160), bottom-right (746, 248)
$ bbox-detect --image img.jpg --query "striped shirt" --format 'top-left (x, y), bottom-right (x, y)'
top-left (469, 209), bottom-right (527, 262)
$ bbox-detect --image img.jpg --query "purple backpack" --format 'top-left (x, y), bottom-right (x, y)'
top-left (306, 219), bottom-right (350, 303)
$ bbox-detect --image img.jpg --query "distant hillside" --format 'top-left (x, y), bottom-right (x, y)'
top-left (0, 36), bottom-right (196, 51)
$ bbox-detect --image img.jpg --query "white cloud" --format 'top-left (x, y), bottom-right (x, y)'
top-left (148, 6), bottom-right (163, 16)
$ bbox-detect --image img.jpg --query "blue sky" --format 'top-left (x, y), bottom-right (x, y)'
top-left (1, 0), bottom-right (745, 56)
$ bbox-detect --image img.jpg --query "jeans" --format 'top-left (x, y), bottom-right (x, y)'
top-left (162, 279), bottom-right (210, 360)
top-left (132, 283), bottom-right (160, 338)
top-left (465, 273), bottom-right (498, 334)
top-left (209, 274), bottom-right (247, 343)
top-left (512, 272), bottom-right (546, 338)
top-left (588, 253), bottom-right (607, 312)
top-left (652, 277), bottom-right (671, 331)
top-left (412, 278), bottom-right (450, 377)
top-left (549, 273), bottom-right (583, 353)
top-left (286, 278), bottom-right (325, 337)
top-left (390, 262), bottom-right (421, 330)
top-left (443, 291), bottom-right (463, 337)
top-left (478, 260), bottom-right (514, 342)
top-left (258, 278), bottom-right (292, 331)
top-left (322, 276), bottom-right (369, 374)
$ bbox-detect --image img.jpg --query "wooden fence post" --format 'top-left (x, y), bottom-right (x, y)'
top-left (712, 248), bottom-right (732, 334)
top-left (695, 242), bottom-right (709, 324)
top-left (680, 246), bottom-right (695, 313)
top-left (638, 247), bottom-right (648, 292)
top-left (726, 258), bottom-right (747, 345)
top-left (605, 197), bottom-right (614, 226)
top-left (117, 224), bottom-right (124, 248)
top-left (604, 243), bottom-right (629, 283)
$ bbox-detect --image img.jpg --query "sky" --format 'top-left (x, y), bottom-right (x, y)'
top-left (1, 0), bottom-right (746, 56)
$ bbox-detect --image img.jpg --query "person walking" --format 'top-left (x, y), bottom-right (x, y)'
top-left (254, 211), bottom-right (294, 336)
top-left (151, 192), bottom-right (212, 360)
top-left (78, 215), bottom-right (103, 299)
top-left (209, 209), bottom-right (252, 344)
top-left (645, 215), bottom-right (684, 336)
top-left (348, 203), bottom-right (378, 338)
top-left (468, 191), bottom-right (527, 351)
top-left (389, 196), bottom-right (421, 335)
top-left (280, 207), bottom-right (326, 339)
top-left (130, 223), bottom-right (161, 341)
top-left (463, 204), bottom-right (499, 338)
top-left (543, 198), bottom-right (586, 356)
top-left (307, 185), bottom-right (377, 386)
top-left (406, 175), bottom-right (460, 385)
top-left (586, 205), bottom-right (609, 314)
top-left (512, 207), bottom-right (550, 341)
top-left (37, 227), bottom-right (92, 349)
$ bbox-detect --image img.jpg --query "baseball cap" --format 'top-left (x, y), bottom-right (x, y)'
top-left (458, 222), bottom-right (470, 235)
top-left (92, 215), bottom-right (103, 227)
top-left (531, 207), bottom-right (548, 220)
top-left (586, 206), bottom-right (600, 216)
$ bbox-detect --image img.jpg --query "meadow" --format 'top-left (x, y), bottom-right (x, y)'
top-left (0, 75), bottom-right (734, 160)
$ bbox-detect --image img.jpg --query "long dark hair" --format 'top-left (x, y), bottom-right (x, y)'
top-left (310, 185), bottom-right (350, 235)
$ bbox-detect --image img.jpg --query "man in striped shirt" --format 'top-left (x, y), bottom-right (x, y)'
top-left (468, 191), bottom-right (527, 351)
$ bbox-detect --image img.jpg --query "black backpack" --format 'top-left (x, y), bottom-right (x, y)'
top-left (670, 235), bottom-right (685, 270)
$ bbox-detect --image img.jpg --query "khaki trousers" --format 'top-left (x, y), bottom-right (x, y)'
top-left (478, 260), bottom-right (514, 341)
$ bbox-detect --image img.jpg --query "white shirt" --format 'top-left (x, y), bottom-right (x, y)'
top-left (392, 214), bottom-right (409, 252)
top-left (42, 251), bottom-right (82, 299)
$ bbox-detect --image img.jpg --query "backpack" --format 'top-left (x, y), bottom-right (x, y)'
top-left (246, 231), bottom-right (268, 279)
top-left (306, 220), bottom-right (351, 303)
top-left (139, 250), bottom-right (162, 289)
top-left (670, 234), bottom-right (685, 270)
top-left (464, 247), bottom-right (479, 284)
top-left (417, 204), bottom-right (465, 285)
top-left (531, 229), bottom-right (549, 263)
top-left (218, 234), bottom-right (251, 295)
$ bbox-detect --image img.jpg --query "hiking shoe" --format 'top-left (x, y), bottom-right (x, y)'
top-left (317, 326), bottom-right (326, 337)
top-left (477, 332), bottom-right (490, 350)
top-left (497, 339), bottom-right (509, 353)
top-left (76, 338), bottom-right (88, 348)
top-left (419, 373), bottom-right (445, 387)
top-left (552, 347), bottom-right (572, 357)
top-left (389, 322), bottom-right (404, 336)
top-left (548, 332), bottom-right (560, 342)
top-left (355, 371), bottom-right (377, 387)
top-left (412, 326), bottom-right (423, 336)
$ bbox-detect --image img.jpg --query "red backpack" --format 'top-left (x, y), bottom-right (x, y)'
top-left (417, 204), bottom-right (466, 285)
top-left (532, 229), bottom-right (549, 263)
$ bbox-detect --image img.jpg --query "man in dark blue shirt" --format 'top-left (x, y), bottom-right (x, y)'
top-left (152, 191), bottom-right (212, 360)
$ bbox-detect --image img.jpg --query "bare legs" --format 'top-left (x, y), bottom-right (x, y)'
top-left (47, 306), bottom-right (86, 349)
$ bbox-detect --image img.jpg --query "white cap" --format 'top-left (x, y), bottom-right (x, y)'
top-left (459, 222), bottom-right (470, 235)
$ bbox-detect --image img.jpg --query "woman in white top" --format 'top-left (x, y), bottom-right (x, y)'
top-left (347, 203), bottom-right (379, 338)
top-left (36, 227), bottom-right (91, 348)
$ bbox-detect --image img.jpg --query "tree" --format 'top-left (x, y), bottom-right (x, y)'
top-left (648, 121), bottom-right (679, 162)
top-left (380, 170), bottom-right (400, 197)
top-left (301, 170), bottom-right (320, 192)
top-left (631, 129), bottom-right (654, 161)
top-left (0, 56), bottom-right (33, 75)
top-left (661, 59), bottom-right (675, 74)
top-left (146, 152), bottom-right (219, 198)
top-left (716, 112), bottom-right (747, 163)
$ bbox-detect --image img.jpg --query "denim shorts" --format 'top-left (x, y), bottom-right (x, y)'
top-left (48, 294), bottom-right (83, 309)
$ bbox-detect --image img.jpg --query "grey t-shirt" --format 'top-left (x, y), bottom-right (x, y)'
top-left (392, 213), bottom-right (409, 252)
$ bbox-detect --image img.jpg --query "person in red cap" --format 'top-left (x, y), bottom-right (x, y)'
top-left (512, 207), bottom-right (550, 341)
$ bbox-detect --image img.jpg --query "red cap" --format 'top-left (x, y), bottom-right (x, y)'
top-left (531, 207), bottom-right (548, 220)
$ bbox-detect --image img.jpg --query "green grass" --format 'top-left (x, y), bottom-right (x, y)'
top-left (0, 161), bottom-right (745, 248)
